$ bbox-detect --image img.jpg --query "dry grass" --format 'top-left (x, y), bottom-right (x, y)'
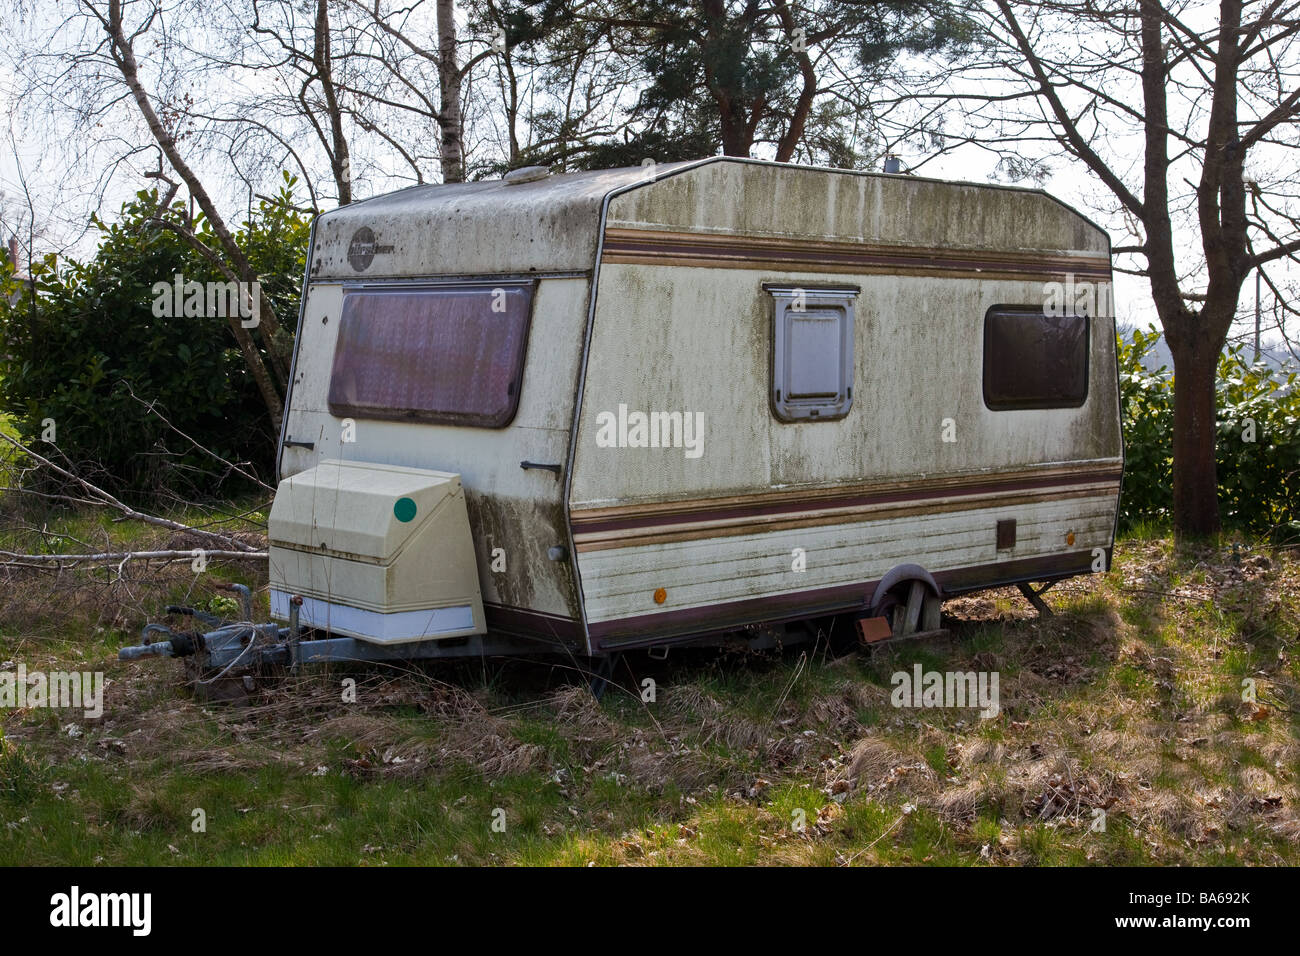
top-left (2, 533), bottom-right (1298, 865)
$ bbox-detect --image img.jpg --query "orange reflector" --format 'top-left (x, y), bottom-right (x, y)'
top-left (653, 587), bottom-right (667, 604)
top-left (1066, 532), bottom-right (1076, 546)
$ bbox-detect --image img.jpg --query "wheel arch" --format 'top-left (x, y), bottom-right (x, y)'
top-left (868, 563), bottom-right (943, 614)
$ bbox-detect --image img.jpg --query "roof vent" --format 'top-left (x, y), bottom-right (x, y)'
top-left (503, 165), bottom-right (551, 185)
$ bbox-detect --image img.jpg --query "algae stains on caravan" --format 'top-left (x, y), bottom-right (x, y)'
top-left (467, 492), bottom-right (581, 618)
top-left (467, 492), bottom-right (537, 610)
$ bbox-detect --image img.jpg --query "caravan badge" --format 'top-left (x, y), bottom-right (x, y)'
top-left (347, 227), bottom-right (375, 271)
top-left (346, 227), bottom-right (394, 272)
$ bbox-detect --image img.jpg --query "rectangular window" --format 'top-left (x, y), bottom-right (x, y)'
top-left (983, 306), bottom-right (1089, 410)
top-left (767, 285), bottom-right (858, 422)
top-left (328, 281), bottom-right (535, 428)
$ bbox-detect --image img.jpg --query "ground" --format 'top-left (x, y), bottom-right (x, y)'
top-left (0, 522), bottom-right (1297, 866)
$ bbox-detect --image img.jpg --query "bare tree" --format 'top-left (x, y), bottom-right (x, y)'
top-left (437, 0), bottom-right (466, 181)
top-left (239, 0), bottom-right (356, 204)
top-left (874, 0), bottom-right (1300, 538)
top-left (343, 0), bottom-right (505, 183)
top-left (458, 0), bottom-right (646, 172)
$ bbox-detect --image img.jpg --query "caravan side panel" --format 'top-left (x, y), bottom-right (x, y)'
top-left (570, 161), bottom-right (1122, 648)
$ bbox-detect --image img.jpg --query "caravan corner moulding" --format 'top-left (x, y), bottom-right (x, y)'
top-left (268, 157), bottom-right (1122, 659)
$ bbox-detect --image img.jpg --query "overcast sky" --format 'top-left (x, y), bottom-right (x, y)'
top-left (0, 1), bottom-right (1293, 358)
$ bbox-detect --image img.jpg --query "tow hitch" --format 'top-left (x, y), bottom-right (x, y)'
top-left (117, 585), bottom-right (302, 697)
top-left (117, 583), bottom-right (524, 690)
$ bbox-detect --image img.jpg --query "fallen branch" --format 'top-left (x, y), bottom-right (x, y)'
top-left (1, 549), bottom-right (268, 570)
top-left (0, 432), bottom-right (261, 553)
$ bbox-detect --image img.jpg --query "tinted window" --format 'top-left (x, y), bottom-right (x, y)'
top-left (983, 307), bottom-right (1089, 410)
top-left (328, 282), bottom-right (535, 428)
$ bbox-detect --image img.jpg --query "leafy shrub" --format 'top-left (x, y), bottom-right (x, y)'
top-left (0, 175), bottom-right (309, 499)
top-left (1118, 327), bottom-right (1300, 538)
top-left (1117, 327), bottom-right (1175, 529)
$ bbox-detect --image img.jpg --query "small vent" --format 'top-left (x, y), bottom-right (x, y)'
top-left (996, 519), bottom-right (1017, 551)
top-left (503, 165), bottom-right (551, 185)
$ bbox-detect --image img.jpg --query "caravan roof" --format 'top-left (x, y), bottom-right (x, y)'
top-left (306, 157), bottom-right (1108, 281)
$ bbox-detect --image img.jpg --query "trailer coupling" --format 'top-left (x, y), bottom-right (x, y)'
top-left (118, 584), bottom-right (303, 674)
top-left (117, 585), bottom-right (516, 675)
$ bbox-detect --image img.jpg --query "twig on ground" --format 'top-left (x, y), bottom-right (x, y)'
top-left (0, 431), bottom-right (261, 553)
top-left (0, 548), bottom-right (267, 569)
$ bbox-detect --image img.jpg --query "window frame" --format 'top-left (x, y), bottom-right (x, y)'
top-left (327, 278), bottom-right (537, 429)
top-left (982, 304), bottom-right (1091, 412)
top-left (765, 283), bottom-right (860, 423)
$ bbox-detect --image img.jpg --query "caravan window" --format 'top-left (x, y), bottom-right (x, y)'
top-left (983, 306), bottom-right (1089, 410)
top-left (328, 281), bottom-right (535, 428)
top-left (766, 285), bottom-right (858, 422)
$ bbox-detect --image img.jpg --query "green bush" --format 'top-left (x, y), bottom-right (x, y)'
top-left (1118, 327), bottom-right (1300, 538)
top-left (0, 176), bottom-right (309, 499)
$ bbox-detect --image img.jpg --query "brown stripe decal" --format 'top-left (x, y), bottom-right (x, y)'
top-left (571, 464), bottom-right (1122, 522)
top-left (573, 485), bottom-right (1117, 552)
top-left (600, 228), bottom-right (1112, 281)
top-left (571, 466), bottom-right (1123, 543)
top-left (588, 550), bottom-right (1104, 647)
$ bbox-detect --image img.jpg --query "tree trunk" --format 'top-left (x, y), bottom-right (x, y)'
top-left (104, 0), bottom-right (287, 432)
top-left (436, 0), bottom-right (464, 183)
top-left (314, 0), bottom-right (352, 205)
top-left (719, 109), bottom-right (752, 156)
top-left (1167, 336), bottom-right (1222, 539)
top-left (773, 0), bottom-right (815, 163)
top-left (702, 0), bottom-right (751, 157)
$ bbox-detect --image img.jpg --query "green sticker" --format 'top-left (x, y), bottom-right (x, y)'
top-left (394, 497), bottom-right (417, 522)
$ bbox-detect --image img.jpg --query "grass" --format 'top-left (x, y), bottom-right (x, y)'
top-left (0, 413), bottom-right (19, 466)
top-left (1, 518), bottom-right (1298, 866)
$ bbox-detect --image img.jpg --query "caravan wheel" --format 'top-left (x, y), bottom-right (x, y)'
top-left (872, 578), bottom-right (944, 641)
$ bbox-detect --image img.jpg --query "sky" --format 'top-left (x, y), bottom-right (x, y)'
top-left (0, 0), bottom-right (1294, 361)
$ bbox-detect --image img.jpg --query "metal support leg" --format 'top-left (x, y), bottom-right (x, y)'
top-left (587, 654), bottom-right (620, 701)
top-left (1017, 581), bottom-right (1056, 618)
